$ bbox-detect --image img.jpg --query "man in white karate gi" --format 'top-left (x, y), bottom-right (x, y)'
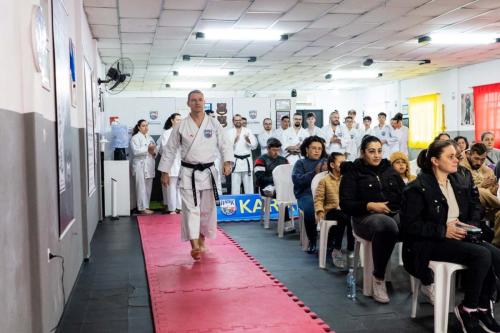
top-left (282, 113), bottom-right (308, 165)
top-left (226, 114), bottom-right (258, 194)
top-left (159, 90), bottom-right (232, 260)
top-left (372, 112), bottom-right (397, 159)
top-left (258, 118), bottom-right (275, 156)
top-left (323, 110), bottom-right (350, 155)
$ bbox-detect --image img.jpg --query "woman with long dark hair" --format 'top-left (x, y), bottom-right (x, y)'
top-left (339, 135), bottom-right (405, 303)
top-left (401, 140), bottom-right (500, 333)
top-left (131, 119), bottom-right (157, 214)
top-left (292, 135), bottom-right (328, 254)
top-left (157, 113), bottom-right (182, 214)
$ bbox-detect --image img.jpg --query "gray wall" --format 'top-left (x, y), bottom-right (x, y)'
top-left (0, 108), bottom-right (101, 332)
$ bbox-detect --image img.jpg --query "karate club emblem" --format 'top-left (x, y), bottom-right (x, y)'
top-left (204, 129), bottom-right (213, 138)
top-left (220, 199), bottom-right (237, 215)
top-left (249, 110), bottom-right (257, 120)
top-left (149, 111), bottom-right (158, 120)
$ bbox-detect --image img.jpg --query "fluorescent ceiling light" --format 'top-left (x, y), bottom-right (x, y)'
top-left (200, 29), bottom-right (285, 41)
top-left (320, 83), bottom-right (360, 90)
top-left (174, 68), bottom-right (232, 77)
top-left (326, 70), bottom-right (382, 79)
top-left (423, 33), bottom-right (499, 45)
top-left (167, 81), bottom-right (215, 89)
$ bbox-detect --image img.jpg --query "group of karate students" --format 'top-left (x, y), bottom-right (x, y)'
top-left (130, 89), bottom-right (409, 260)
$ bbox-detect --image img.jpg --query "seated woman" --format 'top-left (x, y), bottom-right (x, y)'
top-left (454, 135), bottom-right (470, 162)
top-left (390, 151), bottom-right (416, 184)
top-left (339, 135), bottom-right (405, 303)
top-left (314, 152), bottom-right (354, 268)
top-left (400, 139), bottom-right (500, 333)
top-left (292, 135), bottom-right (328, 254)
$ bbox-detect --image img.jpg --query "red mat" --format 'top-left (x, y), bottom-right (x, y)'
top-left (137, 215), bottom-right (333, 333)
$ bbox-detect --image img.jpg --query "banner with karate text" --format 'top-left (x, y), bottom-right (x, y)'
top-left (217, 194), bottom-right (299, 222)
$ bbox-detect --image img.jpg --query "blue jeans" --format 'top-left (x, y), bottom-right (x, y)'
top-left (298, 195), bottom-right (316, 244)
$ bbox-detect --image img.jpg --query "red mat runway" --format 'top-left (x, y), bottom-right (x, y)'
top-left (138, 215), bottom-right (332, 333)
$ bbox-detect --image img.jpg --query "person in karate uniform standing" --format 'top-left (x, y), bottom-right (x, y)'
top-left (159, 90), bottom-right (232, 260)
top-left (344, 116), bottom-right (361, 161)
top-left (157, 113), bottom-right (182, 214)
top-left (131, 119), bottom-right (157, 215)
top-left (372, 112), bottom-right (397, 159)
top-left (227, 114), bottom-right (258, 194)
top-left (390, 113), bottom-right (408, 156)
top-left (282, 113), bottom-right (309, 165)
top-left (323, 110), bottom-right (350, 155)
top-left (258, 118), bottom-right (275, 156)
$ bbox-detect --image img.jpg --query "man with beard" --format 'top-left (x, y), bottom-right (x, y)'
top-left (282, 113), bottom-right (308, 165)
top-left (258, 118), bottom-right (275, 156)
top-left (275, 115), bottom-right (290, 150)
top-left (461, 142), bottom-right (500, 245)
top-left (322, 110), bottom-right (350, 155)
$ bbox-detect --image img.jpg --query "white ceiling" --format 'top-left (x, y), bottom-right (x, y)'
top-left (83, 0), bottom-right (500, 91)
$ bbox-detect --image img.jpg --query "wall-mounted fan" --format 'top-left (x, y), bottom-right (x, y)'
top-left (98, 57), bottom-right (134, 94)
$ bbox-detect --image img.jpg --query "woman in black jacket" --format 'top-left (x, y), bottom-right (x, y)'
top-left (339, 135), bottom-right (405, 304)
top-left (401, 140), bottom-right (500, 333)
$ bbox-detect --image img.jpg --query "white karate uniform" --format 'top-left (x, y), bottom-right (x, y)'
top-left (391, 126), bottom-right (409, 156)
top-left (226, 127), bottom-right (257, 194)
top-left (281, 127), bottom-right (308, 165)
top-left (305, 126), bottom-right (325, 140)
top-left (372, 124), bottom-right (396, 159)
top-left (158, 114), bottom-right (232, 241)
top-left (322, 124), bottom-right (350, 154)
top-left (258, 130), bottom-right (275, 155)
top-left (157, 129), bottom-right (182, 211)
top-left (357, 127), bottom-right (372, 147)
top-left (131, 132), bottom-right (157, 211)
top-left (345, 127), bottom-right (361, 161)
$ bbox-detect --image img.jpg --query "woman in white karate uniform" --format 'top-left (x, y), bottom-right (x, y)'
top-left (131, 119), bottom-right (157, 214)
top-left (157, 113), bottom-right (182, 214)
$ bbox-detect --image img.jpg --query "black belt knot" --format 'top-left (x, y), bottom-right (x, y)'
top-left (233, 154), bottom-right (251, 176)
top-left (181, 161), bottom-right (219, 206)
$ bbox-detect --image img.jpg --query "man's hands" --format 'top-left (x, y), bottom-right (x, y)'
top-left (148, 143), bottom-right (156, 155)
top-left (445, 220), bottom-right (467, 240)
top-left (161, 172), bottom-right (170, 187)
top-left (223, 161), bottom-right (232, 176)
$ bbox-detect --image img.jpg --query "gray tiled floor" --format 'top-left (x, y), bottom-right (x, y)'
top-left (58, 217), bottom-right (498, 333)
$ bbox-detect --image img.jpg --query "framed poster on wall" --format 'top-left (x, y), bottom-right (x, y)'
top-left (275, 99), bottom-right (291, 111)
top-left (52, 0), bottom-right (75, 237)
top-left (461, 93), bottom-right (474, 126)
top-left (84, 58), bottom-right (97, 196)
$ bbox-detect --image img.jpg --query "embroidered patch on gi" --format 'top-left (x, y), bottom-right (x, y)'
top-left (204, 129), bottom-right (213, 138)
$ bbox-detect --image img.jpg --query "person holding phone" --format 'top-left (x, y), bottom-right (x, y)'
top-left (339, 135), bottom-right (405, 303)
top-left (400, 139), bottom-right (500, 333)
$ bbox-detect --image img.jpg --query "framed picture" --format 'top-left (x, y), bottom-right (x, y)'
top-left (275, 99), bottom-right (291, 112)
top-left (461, 93), bottom-right (474, 126)
top-left (52, 0), bottom-right (75, 237)
top-left (84, 58), bottom-right (97, 196)
top-left (276, 111), bottom-right (290, 129)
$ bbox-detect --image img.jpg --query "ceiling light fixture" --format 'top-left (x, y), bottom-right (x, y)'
top-left (166, 81), bottom-right (216, 89)
top-left (173, 68), bottom-right (233, 77)
top-left (418, 33), bottom-right (500, 45)
top-left (325, 70), bottom-right (382, 79)
top-left (363, 58), bottom-right (431, 66)
top-left (196, 29), bottom-right (287, 41)
top-left (182, 54), bottom-right (257, 63)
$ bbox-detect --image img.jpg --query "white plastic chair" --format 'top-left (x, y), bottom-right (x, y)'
top-left (272, 164), bottom-right (303, 238)
top-left (352, 231), bottom-right (394, 296)
top-left (410, 261), bottom-right (467, 333)
top-left (311, 171), bottom-right (338, 269)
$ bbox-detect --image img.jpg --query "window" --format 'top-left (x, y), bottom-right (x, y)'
top-left (408, 93), bottom-right (444, 149)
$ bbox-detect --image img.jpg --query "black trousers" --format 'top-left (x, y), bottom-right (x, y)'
top-left (298, 195), bottom-right (316, 244)
top-left (325, 209), bottom-right (354, 251)
top-left (429, 240), bottom-right (500, 308)
top-left (353, 214), bottom-right (400, 280)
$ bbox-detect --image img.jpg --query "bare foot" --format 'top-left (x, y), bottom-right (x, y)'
top-left (199, 234), bottom-right (207, 252)
top-left (190, 248), bottom-right (201, 260)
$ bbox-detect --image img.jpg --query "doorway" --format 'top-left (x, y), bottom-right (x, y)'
top-left (297, 109), bottom-right (324, 128)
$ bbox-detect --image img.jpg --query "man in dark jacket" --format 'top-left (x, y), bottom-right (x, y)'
top-left (254, 138), bottom-right (293, 231)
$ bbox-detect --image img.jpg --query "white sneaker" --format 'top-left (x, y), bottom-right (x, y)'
top-left (331, 249), bottom-right (345, 269)
top-left (284, 221), bottom-right (296, 232)
top-left (372, 278), bottom-right (390, 303)
top-left (420, 284), bottom-right (435, 305)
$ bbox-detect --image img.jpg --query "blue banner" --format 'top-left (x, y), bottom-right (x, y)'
top-left (217, 194), bottom-right (299, 222)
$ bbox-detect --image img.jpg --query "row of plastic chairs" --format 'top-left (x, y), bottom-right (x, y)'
top-left (260, 164), bottom-right (467, 333)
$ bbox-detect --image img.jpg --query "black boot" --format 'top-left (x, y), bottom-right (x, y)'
top-left (307, 241), bottom-right (317, 254)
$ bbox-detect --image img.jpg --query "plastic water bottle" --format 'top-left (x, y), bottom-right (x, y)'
top-left (346, 268), bottom-right (356, 300)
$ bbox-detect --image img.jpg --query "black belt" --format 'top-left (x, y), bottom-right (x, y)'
top-left (181, 161), bottom-right (219, 207)
top-left (232, 154), bottom-right (251, 176)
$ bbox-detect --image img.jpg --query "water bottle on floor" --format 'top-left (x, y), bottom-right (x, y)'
top-left (346, 268), bottom-right (356, 300)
